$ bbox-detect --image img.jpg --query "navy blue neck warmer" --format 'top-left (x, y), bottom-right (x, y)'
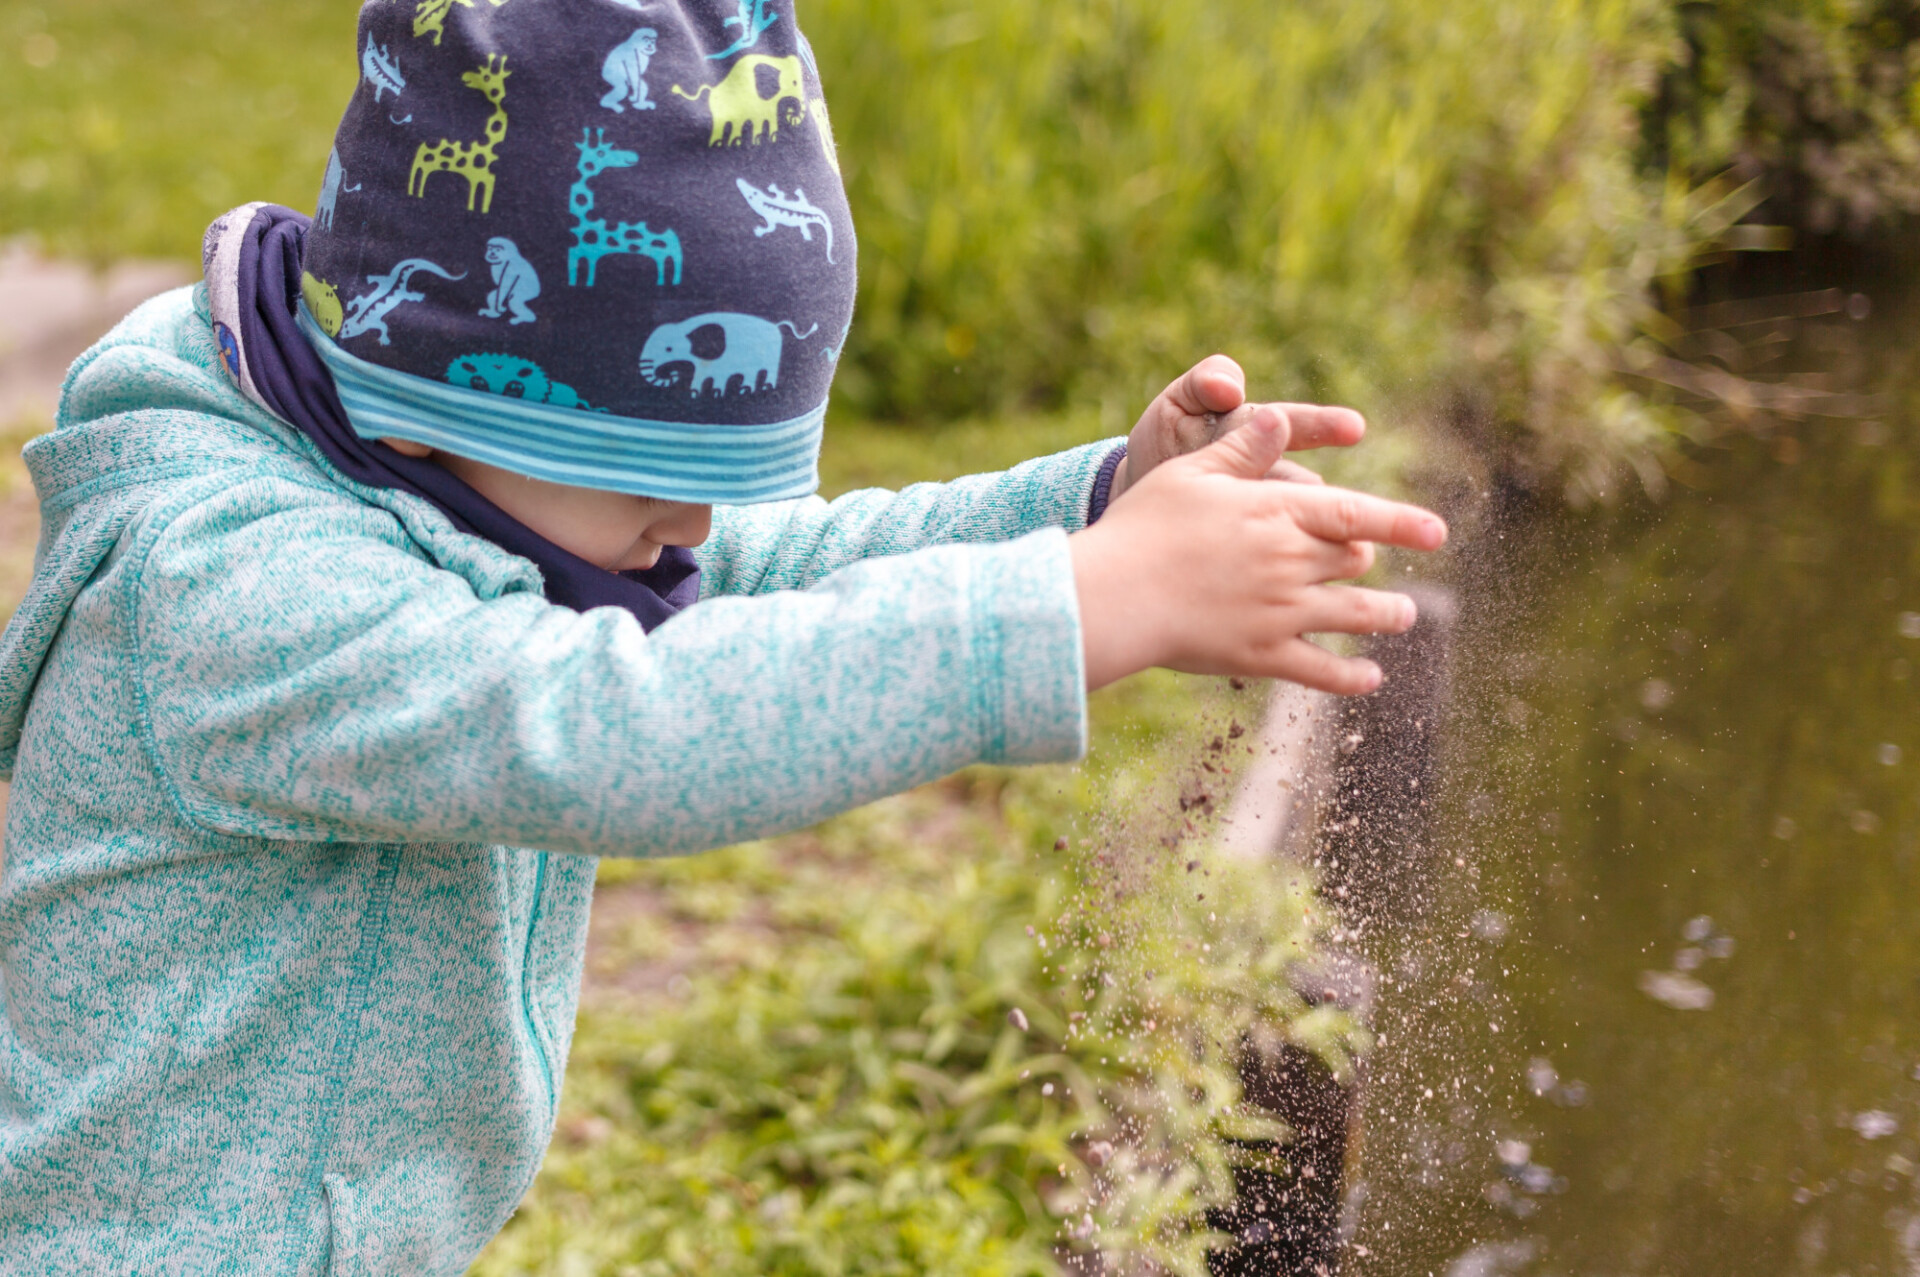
top-left (203, 202), bottom-right (700, 629)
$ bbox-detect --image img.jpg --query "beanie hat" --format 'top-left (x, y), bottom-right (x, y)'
top-left (300, 0), bottom-right (857, 503)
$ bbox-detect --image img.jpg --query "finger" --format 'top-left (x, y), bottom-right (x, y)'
top-left (1265, 403), bottom-right (1366, 451)
top-left (1206, 401), bottom-right (1364, 453)
top-left (1263, 638), bottom-right (1384, 696)
top-left (1189, 401), bottom-right (1291, 456)
top-left (1189, 407), bottom-right (1287, 479)
top-left (1293, 585), bottom-right (1417, 636)
top-left (1264, 459), bottom-right (1325, 484)
top-left (1298, 536), bottom-right (1375, 582)
top-left (1284, 486), bottom-right (1449, 551)
top-left (1163, 355), bottom-right (1247, 419)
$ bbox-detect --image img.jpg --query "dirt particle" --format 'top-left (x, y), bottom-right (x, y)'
top-left (1053, 836), bottom-right (1069, 851)
top-left (1178, 785), bottom-right (1213, 812)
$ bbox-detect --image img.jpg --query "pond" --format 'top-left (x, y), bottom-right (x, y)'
top-left (1342, 299), bottom-right (1920, 1275)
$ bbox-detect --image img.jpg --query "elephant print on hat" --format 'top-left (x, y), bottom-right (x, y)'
top-left (639, 313), bottom-right (816, 397)
top-left (671, 55), bottom-right (805, 147)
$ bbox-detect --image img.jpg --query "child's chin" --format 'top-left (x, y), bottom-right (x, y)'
top-left (617, 543), bottom-right (664, 572)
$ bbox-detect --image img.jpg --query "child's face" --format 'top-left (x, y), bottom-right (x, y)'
top-left (383, 439), bottom-right (712, 572)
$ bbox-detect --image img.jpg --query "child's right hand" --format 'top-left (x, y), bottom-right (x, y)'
top-left (1070, 408), bottom-right (1447, 692)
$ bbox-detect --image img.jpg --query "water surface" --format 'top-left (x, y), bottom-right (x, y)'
top-left (1348, 309), bottom-right (1920, 1275)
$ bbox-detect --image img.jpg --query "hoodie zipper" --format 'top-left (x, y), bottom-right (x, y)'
top-left (519, 851), bottom-right (555, 1108)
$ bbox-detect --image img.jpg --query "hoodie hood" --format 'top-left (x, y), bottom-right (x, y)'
top-left (0, 284), bottom-right (540, 778)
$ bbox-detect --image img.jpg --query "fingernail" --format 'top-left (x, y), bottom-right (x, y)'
top-left (1401, 598), bottom-right (1419, 628)
top-left (1362, 662), bottom-right (1383, 691)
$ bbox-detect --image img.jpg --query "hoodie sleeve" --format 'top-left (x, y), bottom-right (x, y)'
top-left (698, 439), bottom-right (1123, 597)
top-left (121, 468), bottom-right (1087, 856)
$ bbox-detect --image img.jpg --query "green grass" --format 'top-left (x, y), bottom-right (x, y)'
top-left (0, 3), bottom-right (357, 261)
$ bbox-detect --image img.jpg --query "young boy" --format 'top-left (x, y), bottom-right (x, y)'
top-left (0, 2), bottom-right (1444, 1272)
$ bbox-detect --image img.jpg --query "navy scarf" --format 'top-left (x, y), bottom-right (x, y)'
top-left (209, 204), bottom-right (700, 629)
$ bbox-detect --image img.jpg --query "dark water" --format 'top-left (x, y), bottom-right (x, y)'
top-left (1346, 310), bottom-right (1920, 1275)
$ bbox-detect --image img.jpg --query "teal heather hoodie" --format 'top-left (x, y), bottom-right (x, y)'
top-left (0, 286), bottom-right (1105, 1274)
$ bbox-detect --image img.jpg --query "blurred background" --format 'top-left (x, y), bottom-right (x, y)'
top-left (7, 1), bottom-right (1920, 1274)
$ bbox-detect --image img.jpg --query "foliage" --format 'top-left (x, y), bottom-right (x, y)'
top-left (472, 676), bottom-right (1358, 1276)
top-left (1648, 0), bottom-right (1920, 234)
top-left (803, 0), bottom-right (1759, 501)
top-left (801, 0), bottom-right (1913, 497)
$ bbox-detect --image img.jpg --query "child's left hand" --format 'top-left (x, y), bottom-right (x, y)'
top-left (1108, 354), bottom-right (1365, 502)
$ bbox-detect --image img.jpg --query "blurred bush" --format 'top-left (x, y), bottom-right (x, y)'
top-left (811, 0), bottom-right (1681, 433)
top-left (806, 0), bottom-right (1920, 499)
top-left (1649, 0), bottom-right (1920, 234)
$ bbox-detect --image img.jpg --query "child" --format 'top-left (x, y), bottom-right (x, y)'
top-left (0, 2), bottom-right (1445, 1272)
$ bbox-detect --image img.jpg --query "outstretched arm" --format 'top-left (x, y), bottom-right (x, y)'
top-left (126, 414), bottom-right (1441, 858)
top-left (127, 474), bottom-right (1088, 858)
top-left (701, 353), bottom-right (1372, 598)
top-left (697, 438), bottom-right (1120, 597)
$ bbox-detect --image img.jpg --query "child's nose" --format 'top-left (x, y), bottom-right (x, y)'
top-left (654, 504), bottom-right (713, 548)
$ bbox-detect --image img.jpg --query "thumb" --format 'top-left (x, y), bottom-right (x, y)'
top-left (1190, 405), bottom-right (1290, 478)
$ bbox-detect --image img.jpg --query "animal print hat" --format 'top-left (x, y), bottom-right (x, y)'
top-left (298, 0), bottom-right (856, 503)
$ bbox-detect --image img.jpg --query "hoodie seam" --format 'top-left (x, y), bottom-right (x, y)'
top-left (289, 846), bottom-right (402, 1277)
top-left (39, 457), bottom-right (254, 517)
top-left (115, 468), bottom-right (411, 839)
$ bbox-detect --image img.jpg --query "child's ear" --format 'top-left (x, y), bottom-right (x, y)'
top-left (379, 438), bottom-right (435, 459)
